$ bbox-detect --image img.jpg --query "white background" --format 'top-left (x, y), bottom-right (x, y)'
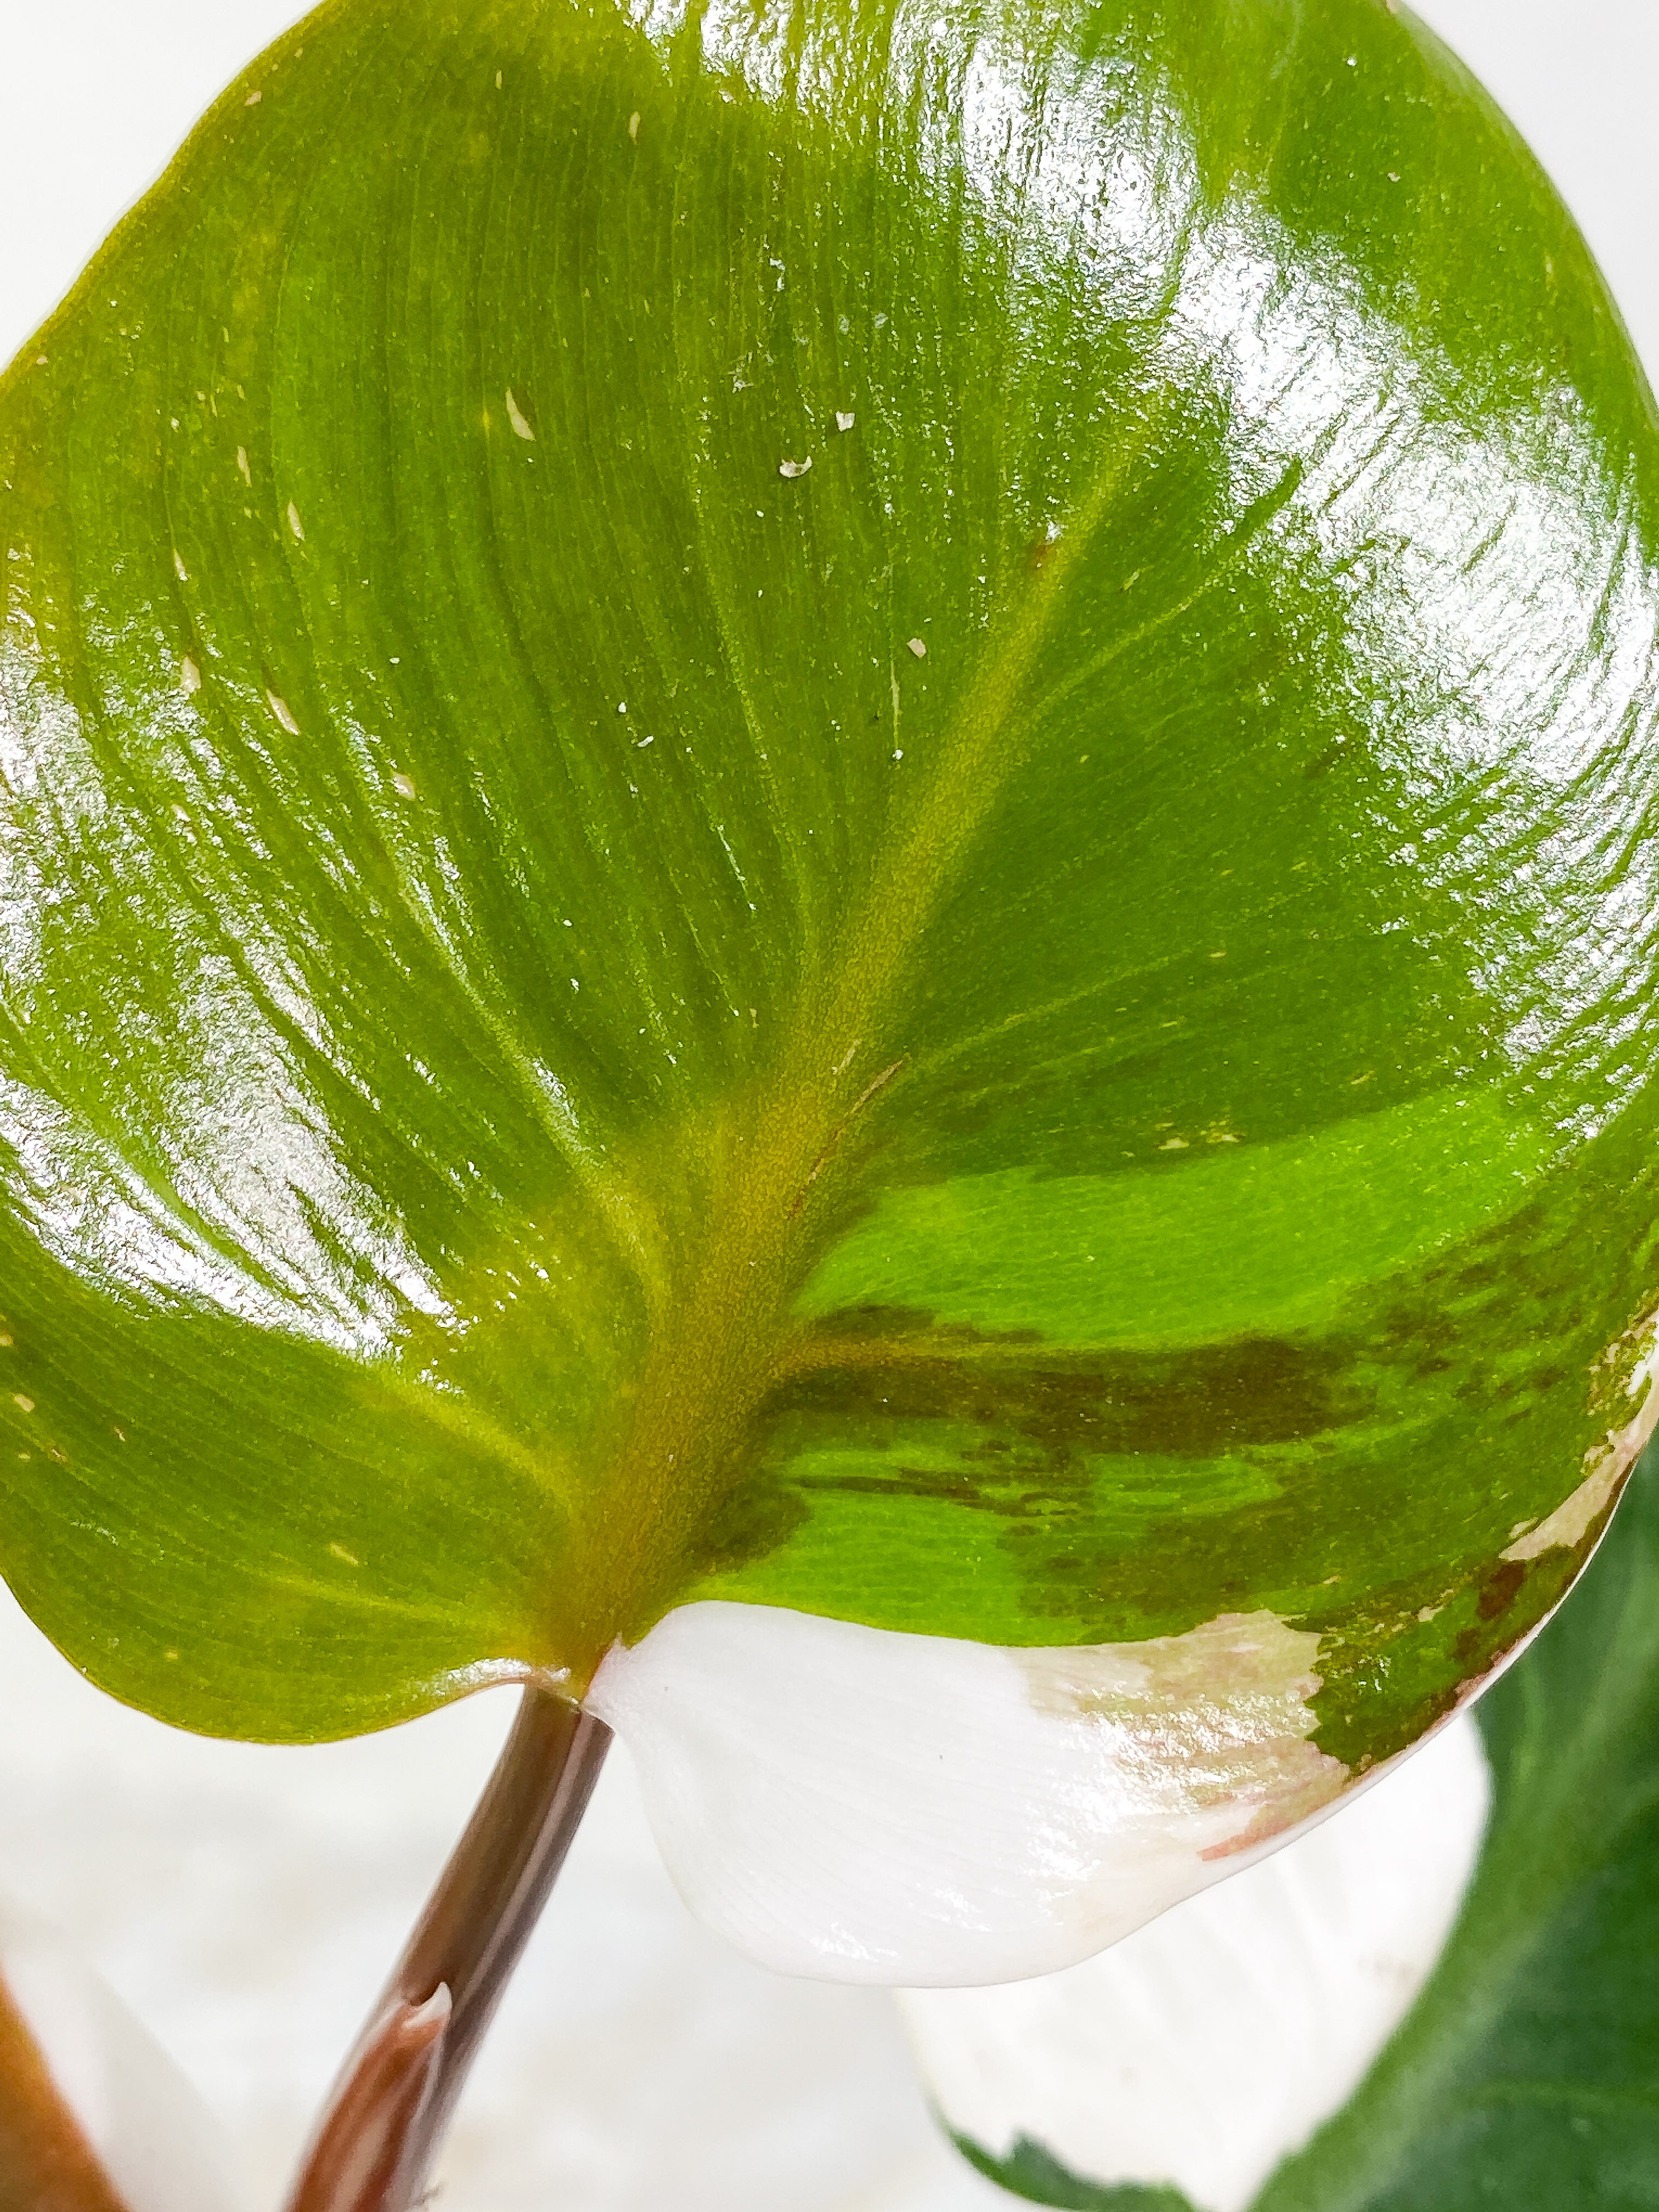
top-left (0, 4), bottom-right (1655, 2209)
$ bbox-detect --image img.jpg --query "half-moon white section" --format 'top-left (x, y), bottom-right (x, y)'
top-left (586, 1599), bottom-right (1352, 1984)
top-left (900, 1712), bottom-right (1491, 2211)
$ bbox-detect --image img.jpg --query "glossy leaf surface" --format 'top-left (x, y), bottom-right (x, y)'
top-left (951, 1441), bottom-right (1659, 2211)
top-left (2, 0), bottom-right (1658, 1741)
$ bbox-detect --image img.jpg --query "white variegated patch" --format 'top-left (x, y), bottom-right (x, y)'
top-left (899, 1713), bottom-right (1491, 2212)
top-left (586, 1601), bottom-right (1353, 1984)
top-left (0, 1897), bottom-right (244, 2212)
top-left (1504, 1306), bottom-right (1659, 1561)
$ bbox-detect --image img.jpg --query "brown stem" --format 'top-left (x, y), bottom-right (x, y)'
top-left (0, 1968), bottom-right (133, 2212)
top-left (284, 1688), bottom-right (612, 2212)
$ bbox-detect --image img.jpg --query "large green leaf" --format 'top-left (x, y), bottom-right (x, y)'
top-left (2, 0), bottom-right (1658, 1741)
top-left (953, 1434), bottom-right (1659, 2211)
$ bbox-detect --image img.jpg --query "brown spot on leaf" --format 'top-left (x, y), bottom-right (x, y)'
top-left (1475, 1559), bottom-right (1528, 1622)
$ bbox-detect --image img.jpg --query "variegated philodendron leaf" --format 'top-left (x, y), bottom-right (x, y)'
top-left (2, 0), bottom-right (1658, 1975)
top-left (915, 1442), bottom-right (1659, 2211)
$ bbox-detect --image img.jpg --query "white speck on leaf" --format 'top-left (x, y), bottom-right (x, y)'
top-left (267, 691), bottom-right (298, 734)
top-left (173, 550), bottom-right (188, 582)
top-left (836, 410), bottom-right (855, 432)
top-left (906, 636), bottom-right (927, 659)
top-left (236, 447), bottom-right (251, 483)
top-left (329, 1543), bottom-right (359, 1566)
top-left (1159, 1137), bottom-right (1188, 1151)
top-left (180, 656), bottom-right (201, 694)
top-left (506, 390), bottom-right (536, 441)
top-left (393, 772), bottom-right (416, 798)
top-left (245, 88), bottom-right (263, 106)
top-left (629, 111), bottom-right (641, 140)
top-left (287, 501), bottom-right (304, 539)
top-left (779, 456), bottom-right (812, 479)
top-left (636, 734), bottom-right (654, 747)
top-left (13, 1395), bottom-right (33, 1413)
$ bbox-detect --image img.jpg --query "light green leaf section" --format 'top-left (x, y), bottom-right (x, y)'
top-left (0, 0), bottom-right (1657, 1743)
top-left (800, 1091), bottom-right (1544, 1347)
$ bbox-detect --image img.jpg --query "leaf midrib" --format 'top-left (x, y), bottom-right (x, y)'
top-left (545, 406), bottom-right (1163, 1669)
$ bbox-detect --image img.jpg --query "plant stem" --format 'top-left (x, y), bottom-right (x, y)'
top-left (284, 1688), bottom-right (612, 2212)
top-left (0, 1970), bottom-right (134, 2212)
